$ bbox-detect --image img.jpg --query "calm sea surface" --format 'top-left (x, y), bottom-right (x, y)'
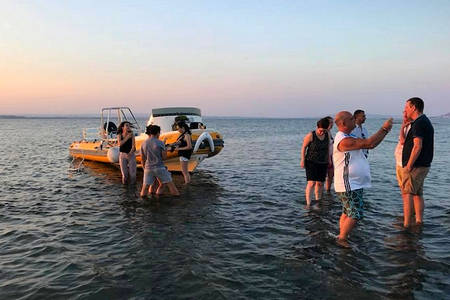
top-left (0, 117), bottom-right (449, 299)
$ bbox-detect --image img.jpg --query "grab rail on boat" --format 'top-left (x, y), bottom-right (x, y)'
top-left (193, 132), bottom-right (215, 153)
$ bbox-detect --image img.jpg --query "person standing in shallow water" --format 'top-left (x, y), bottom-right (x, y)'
top-left (394, 110), bottom-right (411, 197)
top-left (117, 121), bottom-right (136, 184)
top-left (174, 122), bottom-right (193, 184)
top-left (333, 111), bottom-right (393, 247)
top-left (400, 97), bottom-right (434, 228)
top-left (351, 109), bottom-right (369, 158)
top-left (140, 125), bottom-right (179, 197)
top-left (325, 116), bottom-right (334, 193)
top-left (300, 117), bottom-right (331, 207)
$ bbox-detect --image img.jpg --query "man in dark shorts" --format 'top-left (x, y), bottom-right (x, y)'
top-left (333, 111), bottom-right (393, 247)
top-left (400, 97), bottom-right (434, 228)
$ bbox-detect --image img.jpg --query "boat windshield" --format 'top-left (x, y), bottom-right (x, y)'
top-left (100, 107), bottom-right (141, 139)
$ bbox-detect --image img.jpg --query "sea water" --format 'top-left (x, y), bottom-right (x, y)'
top-left (0, 117), bottom-right (449, 299)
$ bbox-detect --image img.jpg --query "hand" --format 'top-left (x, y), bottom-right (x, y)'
top-left (300, 160), bottom-right (305, 169)
top-left (162, 137), bottom-right (167, 143)
top-left (401, 119), bottom-right (411, 127)
top-left (383, 118), bottom-right (393, 132)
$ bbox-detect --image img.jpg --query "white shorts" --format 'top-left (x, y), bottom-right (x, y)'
top-left (179, 156), bottom-right (190, 162)
top-left (143, 167), bottom-right (172, 185)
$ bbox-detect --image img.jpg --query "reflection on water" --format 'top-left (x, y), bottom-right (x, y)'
top-left (0, 117), bottom-right (449, 299)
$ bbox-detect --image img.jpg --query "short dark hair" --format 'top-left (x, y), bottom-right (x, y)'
top-left (146, 124), bottom-right (161, 135)
top-left (353, 109), bottom-right (364, 117)
top-left (407, 97), bottom-right (424, 113)
top-left (317, 117), bottom-right (330, 129)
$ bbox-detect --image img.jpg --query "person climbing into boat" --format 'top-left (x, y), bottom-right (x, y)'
top-left (325, 116), bottom-right (335, 193)
top-left (300, 117), bottom-right (331, 207)
top-left (140, 125), bottom-right (179, 197)
top-left (174, 121), bottom-right (193, 184)
top-left (117, 121), bottom-right (136, 184)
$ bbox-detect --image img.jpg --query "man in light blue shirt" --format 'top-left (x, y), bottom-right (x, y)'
top-left (351, 109), bottom-right (369, 158)
top-left (140, 125), bottom-right (180, 197)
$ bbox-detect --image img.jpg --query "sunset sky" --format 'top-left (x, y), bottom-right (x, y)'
top-left (1, 1), bottom-right (449, 117)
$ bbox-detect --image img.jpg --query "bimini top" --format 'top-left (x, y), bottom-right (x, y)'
top-left (152, 107), bottom-right (201, 117)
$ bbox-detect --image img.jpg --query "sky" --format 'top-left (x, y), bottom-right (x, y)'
top-left (1, 0), bottom-right (449, 117)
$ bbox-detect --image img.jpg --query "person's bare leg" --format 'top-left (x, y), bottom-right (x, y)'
top-left (339, 213), bottom-right (346, 231)
top-left (413, 195), bottom-right (424, 224)
top-left (338, 215), bottom-right (357, 241)
top-left (167, 181), bottom-right (180, 196)
top-left (119, 155), bottom-right (129, 184)
top-left (181, 161), bottom-right (190, 184)
top-left (315, 181), bottom-right (324, 200)
top-left (150, 178), bottom-right (161, 194)
top-left (326, 168), bottom-right (334, 192)
top-left (156, 183), bottom-right (165, 195)
top-left (305, 181), bottom-right (314, 207)
top-left (402, 193), bottom-right (413, 228)
top-left (140, 184), bottom-right (150, 197)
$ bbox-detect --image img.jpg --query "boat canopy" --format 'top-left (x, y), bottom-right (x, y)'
top-left (147, 107), bottom-right (203, 133)
top-left (152, 107), bottom-right (201, 117)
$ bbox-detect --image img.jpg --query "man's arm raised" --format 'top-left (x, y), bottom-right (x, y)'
top-left (338, 118), bottom-right (393, 152)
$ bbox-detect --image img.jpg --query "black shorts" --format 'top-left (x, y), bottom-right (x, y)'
top-left (305, 160), bottom-right (328, 182)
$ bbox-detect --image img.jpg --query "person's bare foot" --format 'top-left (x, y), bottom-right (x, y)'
top-left (336, 238), bottom-right (351, 248)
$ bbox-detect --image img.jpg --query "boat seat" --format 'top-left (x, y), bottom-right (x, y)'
top-left (190, 122), bottom-right (206, 129)
top-left (103, 121), bottom-right (117, 134)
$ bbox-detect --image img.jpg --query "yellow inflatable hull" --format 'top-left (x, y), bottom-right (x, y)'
top-left (69, 130), bottom-right (224, 172)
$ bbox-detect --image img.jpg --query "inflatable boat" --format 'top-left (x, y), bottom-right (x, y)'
top-left (69, 107), bottom-right (224, 172)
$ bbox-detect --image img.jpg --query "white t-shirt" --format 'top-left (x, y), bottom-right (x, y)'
top-left (333, 131), bottom-right (371, 192)
top-left (394, 124), bottom-right (411, 167)
top-left (351, 125), bottom-right (369, 158)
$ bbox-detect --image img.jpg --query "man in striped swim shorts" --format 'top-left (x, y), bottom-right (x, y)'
top-left (333, 111), bottom-right (393, 247)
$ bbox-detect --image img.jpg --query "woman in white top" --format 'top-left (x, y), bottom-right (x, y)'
top-left (394, 111), bottom-right (411, 189)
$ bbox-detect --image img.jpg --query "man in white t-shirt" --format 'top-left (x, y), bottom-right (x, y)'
top-left (333, 111), bottom-right (393, 247)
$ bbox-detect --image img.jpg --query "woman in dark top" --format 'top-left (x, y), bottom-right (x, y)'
top-left (175, 122), bottom-right (193, 184)
top-left (300, 117), bottom-right (330, 207)
top-left (117, 121), bottom-right (136, 184)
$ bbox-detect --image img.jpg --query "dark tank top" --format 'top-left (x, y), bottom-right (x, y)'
top-left (306, 131), bottom-right (329, 164)
top-left (177, 133), bottom-right (193, 159)
top-left (119, 134), bottom-right (133, 153)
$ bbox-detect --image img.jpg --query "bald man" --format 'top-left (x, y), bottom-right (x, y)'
top-left (333, 111), bottom-right (393, 247)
